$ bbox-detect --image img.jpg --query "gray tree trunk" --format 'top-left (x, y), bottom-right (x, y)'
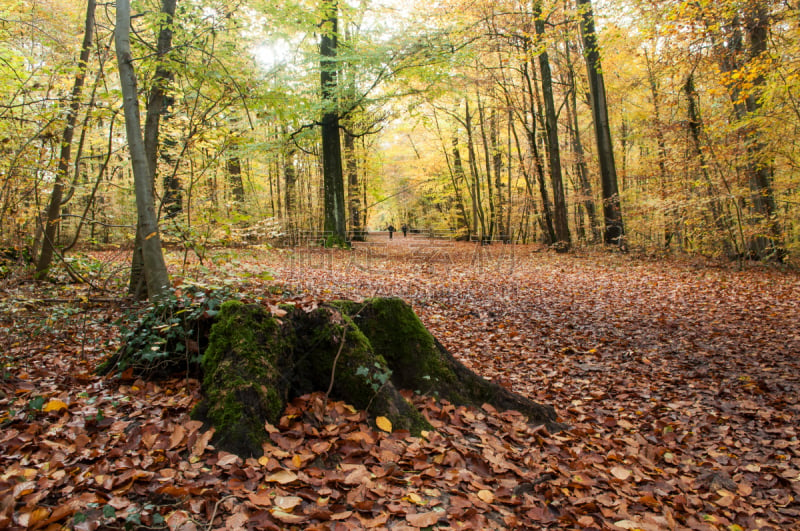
top-left (130, 0), bottom-right (178, 298)
top-left (116, 0), bottom-right (170, 300)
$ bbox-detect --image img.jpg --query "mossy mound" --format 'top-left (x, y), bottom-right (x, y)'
top-left (101, 296), bottom-right (560, 458)
top-left (337, 298), bottom-right (558, 428)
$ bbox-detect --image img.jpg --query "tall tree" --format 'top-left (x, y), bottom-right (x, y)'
top-left (319, 0), bottom-right (347, 245)
top-left (534, 0), bottom-right (571, 249)
top-left (130, 0), bottom-right (178, 298)
top-left (34, 0), bottom-right (96, 280)
top-left (730, 2), bottom-right (782, 259)
top-left (116, 0), bottom-right (170, 300)
top-left (576, 0), bottom-right (624, 246)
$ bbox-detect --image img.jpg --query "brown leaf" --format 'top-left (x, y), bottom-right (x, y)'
top-left (406, 510), bottom-right (443, 527)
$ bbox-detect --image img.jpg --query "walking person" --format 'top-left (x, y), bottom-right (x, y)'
top-left (401, 224), bottom-right (408, 237)
top-left (387, 224), bottom-right (395, 240)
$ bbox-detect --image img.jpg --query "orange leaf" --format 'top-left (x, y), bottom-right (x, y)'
top-left (43, 399), bottom-right (68, 412)
top-left (477, 490), bottom-right (495, 503)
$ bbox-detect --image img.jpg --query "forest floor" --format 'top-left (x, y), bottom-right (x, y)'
top-left (1, 237), bottom-right (799, 530)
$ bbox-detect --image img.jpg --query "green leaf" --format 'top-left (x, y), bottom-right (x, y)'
top-left (102, 504), bottom-right (116, 518)
top-left (28, 396), bottom-right (45, 411)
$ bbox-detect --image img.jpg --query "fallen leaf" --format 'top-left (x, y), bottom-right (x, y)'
top-left (266, 470), bottom-right (298, 484)
top-left (406, 510), bottom-right (443, 527)
top-left (273, 496), bottom-right (302, 511)
top-left (611, 466), bottom-right (632, 481)
top-left (477, 489), bottom-right (495, 503)
top-left (376, 416), bottom-right (392, 432)
top-left (43, 399), bottom-right (68, 412)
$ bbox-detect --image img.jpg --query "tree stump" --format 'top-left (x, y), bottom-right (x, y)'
top-left (101, 297), bottom-right (560, 457)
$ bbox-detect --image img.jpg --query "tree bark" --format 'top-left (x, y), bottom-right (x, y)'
top-left (227, 154), bottom-right (246, 204)
top-left (534, 0), bottom-right (571, 250)
top-left (344, 130), bottom-right (364, 240)
top-left (576, 0), bottom-right (625, 246)
top-left (130, 0), bottom-right (178, 298)
top-left (465, 101), bottom-right (488, 240)
top-left (521, 43), bottom-right (556, 244)
top-left (116, 0), bottom-right (170, 301)
top-left (320, 0), bottom-right (347, 246)
top-left (740, 3), bottom-right (783, 259)
top-left (34, 0), bottom-right (96, 280)
top-left (477, 94), bottom-right (497, 241)
top-left (564, 40), bottom-right (599, 243)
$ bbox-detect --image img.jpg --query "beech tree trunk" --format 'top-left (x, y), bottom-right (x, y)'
top-left (101, 297), bottom-right (560, 458)
top-left (320, 0), bottom-right (347, 246)
top-left (577, 0), bottom-right (625, 246)
top-left (116, 0), bottom-right (170, 301)
top-left (534, 0), bottom-right (571, 250)
top-left (129, 0), bottom-right (178, 299)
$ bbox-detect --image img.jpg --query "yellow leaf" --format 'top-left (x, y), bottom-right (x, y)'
top-left (258, 456), bottom-right (270, 467)
top-left (375, 416), bottom-right (392, 432)
top-left (477, 489), bottom-right (494, 503)
top-left (43, 399), bottom-right (68, 412)
top-left (403, 492), bottom-right (425, 505)
top-left (144, 232), bottom-right (158, 240)
top-left (292, 454), bottom-right (302, 468)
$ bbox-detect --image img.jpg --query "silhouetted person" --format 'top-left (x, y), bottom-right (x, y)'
top-left (401, 224), bottom-right (408, 237)
top-left (387, 224), bottom-right (395, 239)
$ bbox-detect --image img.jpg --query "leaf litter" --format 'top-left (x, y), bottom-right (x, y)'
top-left (0, 243), bottom-right (798, 529)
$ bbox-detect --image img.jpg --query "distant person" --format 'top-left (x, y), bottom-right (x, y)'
top-left (387, 224), bottom-right (395, 239)
top-left (401, 224), bottom-right (408, 237)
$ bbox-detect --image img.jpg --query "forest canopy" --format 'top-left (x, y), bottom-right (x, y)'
top-left (1, 0), bottom-right (798, 271)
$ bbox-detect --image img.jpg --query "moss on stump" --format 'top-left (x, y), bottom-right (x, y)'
top-left (101, 296), bottom-right (560, 458)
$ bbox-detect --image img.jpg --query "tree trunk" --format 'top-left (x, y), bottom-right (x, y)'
top-left (684, 74), bottom-right (737, 255)
top-left (284, 140), bottom-right (297, 232)
top-left (34, 0), bottom-right (96, 280)
top-left (564, 41), bottom-right (599, 243)
top-left (320, 0), bottom-right (347, 246)
top-left (130, 0), bottom-right (178, 298)
top-left (477, 93), bottom-right (496, 241)
top-left (521, 44), bottom-right (556, 244)
top-left (449, 136), bottom-right (473, 237)
top-left (344, 130), bottom-right (364, 240)
top-left (740, 3), bottom-right (783, 259)
top-left (102, 297), bottom-right (560, 458)
top-left (116, 0), bottom-right (170, 301)
top-left (227, 155), bottom-right (246, 204)
top-left (465, 101), bottom-right (488, 240)
top-left (577, 0), bottom-right (625, 246)
top-left (534, 0), bottom-right (571, 250)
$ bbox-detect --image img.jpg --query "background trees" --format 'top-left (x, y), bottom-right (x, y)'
top-left (0, 0), bottom-right (798, 267)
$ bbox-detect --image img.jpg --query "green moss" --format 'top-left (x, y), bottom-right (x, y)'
top-left (298, 305), bottom-right (431, 434)
top-left (337, 298), bottom-right (458, 394)
top-left (195, 300), bottom-right (290, 456)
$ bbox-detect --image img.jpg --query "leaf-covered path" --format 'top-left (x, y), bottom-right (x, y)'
top-left (1, 243), bottom-right (798, 529)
